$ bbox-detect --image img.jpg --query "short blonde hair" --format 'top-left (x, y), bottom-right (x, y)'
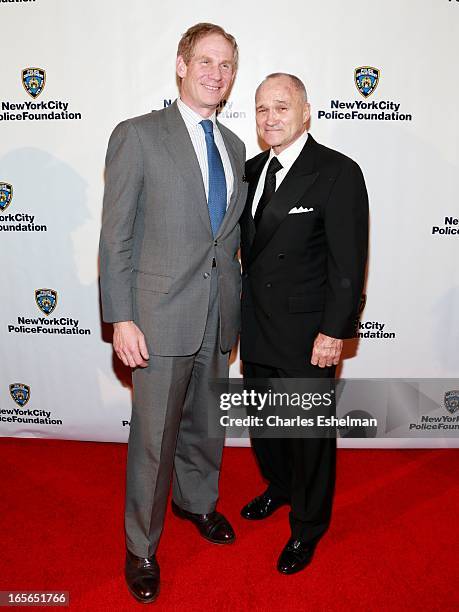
top-left (177, 23), bottom-right (239, 70)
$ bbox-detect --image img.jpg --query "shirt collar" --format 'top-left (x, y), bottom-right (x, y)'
top-left (269, 130), bottom-right (308, 169)
top-left (177, 97), bottom-right (217, 126)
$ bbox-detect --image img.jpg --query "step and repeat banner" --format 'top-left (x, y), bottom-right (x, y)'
top-left (1, 0), bottom-right (458, 447)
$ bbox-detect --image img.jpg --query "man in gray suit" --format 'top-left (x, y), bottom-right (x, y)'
top-left (99, 23), bottom-right (247, 603)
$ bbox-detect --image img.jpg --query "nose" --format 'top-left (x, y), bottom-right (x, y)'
top-left (208, 64), bottom-right (222, 82)
top-left (265, 109), bottom-right (279, 125)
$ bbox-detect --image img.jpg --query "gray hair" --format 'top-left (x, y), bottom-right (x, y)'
top-left (256, 73), bottom-right (308, 102)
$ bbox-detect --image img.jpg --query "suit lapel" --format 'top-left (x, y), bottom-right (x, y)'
top-left (248, 136), bottom-right (319, 267)
top-left (241, 151), bottom-right (269, 252)
top-left (246, 151), bottom-right (269, 213)
top-left (161, 101), bottom-right (212, 234)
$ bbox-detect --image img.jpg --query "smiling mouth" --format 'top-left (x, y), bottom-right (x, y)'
top-left (202, 84), bottom-right (221, 92)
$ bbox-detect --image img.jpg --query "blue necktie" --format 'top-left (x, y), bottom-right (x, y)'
top-left (200, 119), bottom-right (227, 236)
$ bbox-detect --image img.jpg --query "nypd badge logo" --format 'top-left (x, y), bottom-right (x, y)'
top-left (444, 390), bottom-right (459, 415)
top-left (22, 68), bottom-right (46, 99)
top-left (10, 383), bottom-right (30, 408)
top-left (0, 183), bottom-right (13, 212)
top-left (35, 288), bottom-right (57, 316)
top-left (355, 67), bottom-right (380, 98)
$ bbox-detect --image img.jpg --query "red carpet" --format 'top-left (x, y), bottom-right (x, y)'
top-left (0, 438), bottom-right (458, 610)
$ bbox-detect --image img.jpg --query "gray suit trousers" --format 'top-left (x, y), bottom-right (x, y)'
top-left (125, 269), bottom-right (228, 558)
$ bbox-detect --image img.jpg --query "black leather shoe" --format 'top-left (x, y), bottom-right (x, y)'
top-left (125, 549), bottom-right (160, 603)
top-left (277, 538), bottom-right (316, 575)
top-left (171, 500), bottom-right (235, 544)
top-left (240, 491), bottom-right (287, 520)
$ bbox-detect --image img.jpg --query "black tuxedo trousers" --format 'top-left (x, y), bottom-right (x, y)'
top-left (244, 360), bottom-right (336, 544)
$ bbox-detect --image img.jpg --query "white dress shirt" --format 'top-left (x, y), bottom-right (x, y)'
top-left (252, 130), bottom-right (309, 217)
top-left (177, 97), bottom-right (234, 207)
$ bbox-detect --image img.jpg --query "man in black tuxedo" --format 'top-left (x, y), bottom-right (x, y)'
top-left (240, 73), bottom-right (368, 574)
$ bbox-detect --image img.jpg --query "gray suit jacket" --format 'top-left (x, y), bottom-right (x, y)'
top-left (99, 101), bottom-right (247, 355)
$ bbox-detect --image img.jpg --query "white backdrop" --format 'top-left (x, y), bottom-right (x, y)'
top-left (1, 0), bottom-right (458, 447)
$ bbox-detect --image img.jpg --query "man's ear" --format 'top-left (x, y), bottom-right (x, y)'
top-left (176, 55), bottom-right (187, 79)
top-left (303, 102), bottom-right (311, 124)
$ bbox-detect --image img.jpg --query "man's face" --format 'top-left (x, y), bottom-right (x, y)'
top-left (255, 76), bottom-right (310, 154)
top-left (176, 33), bottom-right (236, 117)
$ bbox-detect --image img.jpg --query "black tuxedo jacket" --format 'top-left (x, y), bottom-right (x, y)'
top-left (240, 134), bottom-right (368, 369)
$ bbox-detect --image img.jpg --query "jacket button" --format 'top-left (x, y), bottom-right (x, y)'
top-left (278, 253), bottom-right (285, 259)
top-left (214, 240), bottom-right (218, 246)
top-left (203, 272), bottom-right (210, 279)
top-left (266, 282), bottom-right (272, 288)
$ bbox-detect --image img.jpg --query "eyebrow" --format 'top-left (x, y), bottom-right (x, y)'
top-left (196, 54), bottom-right (233, 64)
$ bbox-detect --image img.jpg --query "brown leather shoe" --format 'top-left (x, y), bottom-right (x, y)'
top-left (171, 500), bottom-right (235, 544)
top-left (125, 549), bottom-right (160, 603)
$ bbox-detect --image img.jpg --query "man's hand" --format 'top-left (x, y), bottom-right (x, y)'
top-left (311, 333), bottom-right (343, 368)
top-left (113, 321), bottom-right (149, 368)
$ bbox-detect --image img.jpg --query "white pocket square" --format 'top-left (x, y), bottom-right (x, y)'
top-left (288, 206), bottom-right (314, 214)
